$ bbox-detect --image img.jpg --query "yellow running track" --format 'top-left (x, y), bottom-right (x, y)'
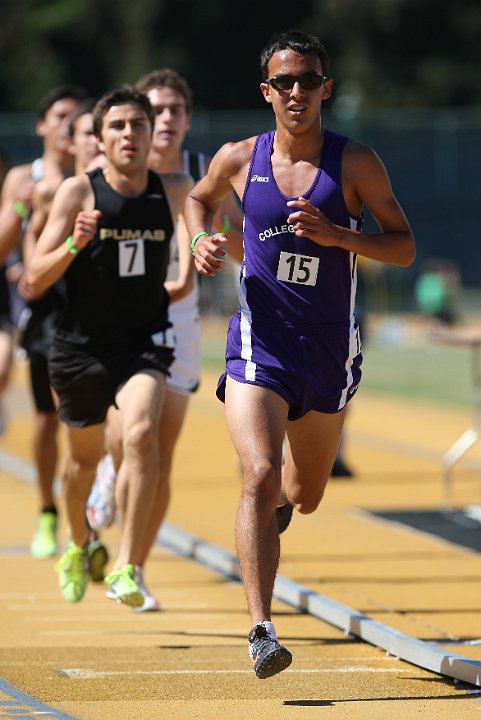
top-left (1, 332), bottom-right (481, 719)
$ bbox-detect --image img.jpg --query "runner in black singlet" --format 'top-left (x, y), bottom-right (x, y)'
top-left (28, 85), bottom-right (194, 608)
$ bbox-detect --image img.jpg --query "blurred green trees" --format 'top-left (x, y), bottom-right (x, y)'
top-left (1, 0), bottom-right (480, 111)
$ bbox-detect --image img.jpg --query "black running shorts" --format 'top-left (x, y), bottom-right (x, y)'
top-left (29, 350), bottom-right (57, 413)
top-left (48, 338), bottom-right (174, 427)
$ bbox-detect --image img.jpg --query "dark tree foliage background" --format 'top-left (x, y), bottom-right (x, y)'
top-left (1, 0), bottom-right (481, 112)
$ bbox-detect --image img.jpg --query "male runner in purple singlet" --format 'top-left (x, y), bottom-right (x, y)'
top-left (185, 29), bottom-right (415, 678)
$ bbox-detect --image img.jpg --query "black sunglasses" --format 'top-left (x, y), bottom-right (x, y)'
top-left (265, 72), bottom-right (327, 92)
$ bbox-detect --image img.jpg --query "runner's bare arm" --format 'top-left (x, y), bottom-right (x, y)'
top-left (21, 179), bottom-right (56, 271)
top-left (28, 175), bottom-right (99, 293)
top-left (185, 138), bottom-right (253, 275)
top-left (163, 172), bottom-right (195, 303)
top-left (167, 213), bottom-right (194, 303)
top-left (0, 164), bottom-right (34, 266)
top-left (214, 191), bottom-right (244, 264)
top-left (18, 183), bottom-right (54, 301)
top-left (204, 154), bottom-right (244, 265)
top-left (286, 142), bottom-right (415, 267)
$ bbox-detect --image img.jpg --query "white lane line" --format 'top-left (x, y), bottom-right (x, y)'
top-left (23, 616), bottom-right (152, 623)
top-left (57, 666), bottom-right (413, 679)
top-left (2, 656), bottom-right (410, 667)
top-left (40, 631), bottom-right (121, 637)
top-left (0, 593), bottom-right (61, 599)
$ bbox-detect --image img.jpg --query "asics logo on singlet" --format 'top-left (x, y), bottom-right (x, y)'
top-left (251, 174), bottom-right (269, 183)
top-left (99, 228), bottom-right (166, 241)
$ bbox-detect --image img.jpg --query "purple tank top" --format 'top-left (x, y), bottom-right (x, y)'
top-left (240, 129), bottom-right (363, 329)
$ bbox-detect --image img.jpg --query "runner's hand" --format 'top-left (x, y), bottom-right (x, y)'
top-left (72, 210), bottom-right (102, 250)
top-left (192, 233), bottom-right (227, 276)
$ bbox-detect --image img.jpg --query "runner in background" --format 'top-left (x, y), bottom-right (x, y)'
top-left (0, 147), bottom-right (16, 434)
top-left (86, 68), bottom-right (244, 611)
top-left (28, 85), bottom-right (194, 606)
top-left (25, 98), bottom-right (109, 580)
top-left (0, 86), bottom-right (88, 559)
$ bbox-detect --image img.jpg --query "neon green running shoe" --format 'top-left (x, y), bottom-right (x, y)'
top-left (87, 538), bottom-right (109, 583)
top-left (105, 563), bottom-right (143, 607)
top-left (55, 542), bottom-right (88, 603)
top-left (30, 511), bottom-right (58, 558)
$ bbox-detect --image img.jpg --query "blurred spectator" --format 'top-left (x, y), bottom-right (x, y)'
top-left (415, 257), bottom-right (462, 326)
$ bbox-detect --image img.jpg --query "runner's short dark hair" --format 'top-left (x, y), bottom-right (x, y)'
top-left (92, 85), bottom-right (155, 137)
top-left (260, 29), bottom-right (329, 79)
top-left (36, 85), bottom-right (89, 121)
top-left (136, 68), bottom-right (193, 115)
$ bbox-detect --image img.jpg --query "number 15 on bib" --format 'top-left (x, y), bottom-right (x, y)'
top-left (276, 251), bottom-right (319, 286)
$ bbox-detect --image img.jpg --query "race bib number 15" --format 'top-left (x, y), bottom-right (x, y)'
top-left (276, 251), bottom-right (319, 286)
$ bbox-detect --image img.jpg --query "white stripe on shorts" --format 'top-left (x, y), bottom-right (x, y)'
top-left (240, 309), bottom-right (256, 382)
top-left (338, 244), bottom-right (359, 409)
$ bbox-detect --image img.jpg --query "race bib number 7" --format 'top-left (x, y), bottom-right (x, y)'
top-left (276, 251), bottom-right (319, 286)
top-left (119, 239), bottom-right (145, 277)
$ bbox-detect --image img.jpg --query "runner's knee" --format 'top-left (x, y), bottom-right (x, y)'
top-left (290, 483), bottom-right (327, 515)
top-left (123, 417), bottom-right (156, 456)
top-left (241, 460), bottom-right (281, 506)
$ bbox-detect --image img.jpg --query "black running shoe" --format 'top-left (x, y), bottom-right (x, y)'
top-left (276, 503), bottom-right (293, 534)
top-left (248, 624), bottom-right (292, 679)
